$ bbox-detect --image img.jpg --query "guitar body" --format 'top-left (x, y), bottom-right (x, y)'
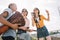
top-left (0, 26), bottom-right (9, 35)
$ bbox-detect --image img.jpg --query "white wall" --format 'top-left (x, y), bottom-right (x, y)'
top-left (0, 0), bottom-right (60, 32)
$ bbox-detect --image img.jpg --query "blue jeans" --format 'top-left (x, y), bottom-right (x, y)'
top-left (17, 33), bottom-right (31, 40)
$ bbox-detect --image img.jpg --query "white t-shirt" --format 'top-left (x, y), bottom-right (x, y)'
top-left (24, 18), bottom-right (30, 27)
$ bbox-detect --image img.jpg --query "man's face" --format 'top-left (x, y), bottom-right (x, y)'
top-left (11, 4), bottom-right (17, 11)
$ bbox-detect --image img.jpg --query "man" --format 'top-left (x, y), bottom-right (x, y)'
top-left (0, 3), bottom-right (18, 40)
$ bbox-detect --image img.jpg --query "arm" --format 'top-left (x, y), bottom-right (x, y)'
top-left (42, 10), bottom-right (50, 21)
top-left (0, 11), bottom-right (13, 26)
top-left (46, 10), bottom-right (50, 21)
top-left (0, 11), bottom-right (18, 30)
top-left (19, 27), bottom-right (34, 32)
top-left (32, 17), bottom-right (36, 26)
top-left (19, 27), bottom-right (28, 30)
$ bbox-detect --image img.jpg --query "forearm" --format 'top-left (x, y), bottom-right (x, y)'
top-left (47, 14), bottom-right (50, 21)
top-left (19, 27), bottom-right (28, 31)
top-left (32, 18), bottom-right (36, 26)
top-left (46, 10), bottom-right (50, 21)
top-left (0, 15), bottom-right (13, 27)
top-left (18, 27), bottom-right (23, 29)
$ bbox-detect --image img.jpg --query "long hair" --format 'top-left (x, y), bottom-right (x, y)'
top-left (33, 8), bottom-right (41, 21)
top-left (34, 8), bottom-right (40, 16)
top-left (33, 8), bottom-right (41, 28)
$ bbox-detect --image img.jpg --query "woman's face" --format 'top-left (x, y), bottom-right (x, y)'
top-left (22, 10), bottom-right (28, 16)
top-left (34, 9), bottom-right (39, 17)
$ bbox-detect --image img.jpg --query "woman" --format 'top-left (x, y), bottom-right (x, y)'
top-left (32, 8), bottom-right (51, 40)
top-left (17, 8), bottom-right (32, 40)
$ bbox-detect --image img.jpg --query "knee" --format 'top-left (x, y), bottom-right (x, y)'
top-left (46, 36), bottom-right (51, 38)
top-left (46, 36), bottom-right (51, 40)
top-left (39, 37), bottom-right (44, 40)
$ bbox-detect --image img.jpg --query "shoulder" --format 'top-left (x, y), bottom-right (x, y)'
top-left (39, 15), bottom-right (43, 17)
top-left (4, 8), bottom-right (12, 14)
top-left (4, 8), bottom-right (11, 11)
top-left (39, 15), bottom-right (45, 19)
top-left (0, 8), bottom-right (11, 17)
top-left (40, 15), bottom-right (44, 17)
